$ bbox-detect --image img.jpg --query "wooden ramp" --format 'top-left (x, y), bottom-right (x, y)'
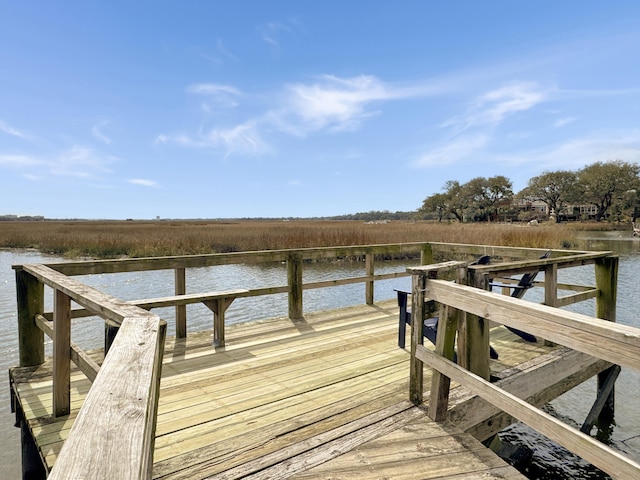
top-left (12, 300), bottom-right (564, 479)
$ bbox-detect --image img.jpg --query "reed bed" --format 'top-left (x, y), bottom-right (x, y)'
top-left (0, 220), bottom-right (580, 259)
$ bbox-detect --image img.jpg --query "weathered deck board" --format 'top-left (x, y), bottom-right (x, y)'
top-left (11, 300), bottom-right (571, 479)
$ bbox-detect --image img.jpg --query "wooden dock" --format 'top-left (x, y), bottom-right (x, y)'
top-left (10, 300), bottom-right (552, 479)
top-left (9, 242), bottom-right (640, 479)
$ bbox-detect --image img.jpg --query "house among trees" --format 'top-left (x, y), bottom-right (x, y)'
top-left (421, 160), bottom-right (640, 224)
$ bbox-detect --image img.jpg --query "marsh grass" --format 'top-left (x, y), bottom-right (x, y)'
top-left (0, 220), bottom-right (581, 259)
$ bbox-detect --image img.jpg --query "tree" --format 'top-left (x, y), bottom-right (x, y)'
top-left (442, 180), bottom-right (469, 222)
top-left (421, 192), bottom-right (449, 222)
top-left (462, 176), bottom-right (513, 222)
top-left (577, 160), bottom-right (640, 221)
top-left (420, 181), bottom-right (465, 222)
top-left (421, 176), bottom-right (513, 223)
top-left (521, 170), bottom-right (578, 221)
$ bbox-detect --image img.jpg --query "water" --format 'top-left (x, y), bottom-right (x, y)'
top-left (1, 239), bottom-right (639, 478)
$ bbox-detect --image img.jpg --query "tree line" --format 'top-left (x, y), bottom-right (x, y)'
top-left (420, 160), bottom-right (640, 223)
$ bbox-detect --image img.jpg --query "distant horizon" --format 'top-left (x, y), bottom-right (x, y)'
top-left (0, 210), bottom-right (418, 222)
top-left (3, 2), bottom-right (640, 219)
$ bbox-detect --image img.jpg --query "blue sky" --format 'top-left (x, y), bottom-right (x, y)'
top-left (2, 1), bottom-right (640, 219)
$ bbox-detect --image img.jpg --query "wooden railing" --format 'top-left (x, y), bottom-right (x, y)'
top-left (17, 264), bottom-right (166, 479)
top-left (12, 242), bottom-right (616, 478)
top-left (408, 258), bottom-right (640, 480)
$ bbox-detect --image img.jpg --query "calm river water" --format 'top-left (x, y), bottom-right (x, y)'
top-left (0, 235), bottom-right (638, 478)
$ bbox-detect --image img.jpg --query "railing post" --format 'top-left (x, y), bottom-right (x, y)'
top-left (458, 267), bottom-right (490, 381)
top-left (543, 263), bottom-right (559, 347)
top-left (203, 298), bottom-right (234, 348)
top-left (409, 270), bottom-right (427, 405)
top-left (287, 253), bottom-right (303, 320)
top-left (16, 268), bottom-right (45, 367)
top-left (429, 303), bottom-right (459, 421)
top-left (420, 243), bottom-right (433, 265)
top-left (105, 321), bottom-right (119, 354)
top-left (544, 263), bottom-right (558, 307)
top-left (175, 267), bottom-right (187, 338)
top-left (53, 289), bottom-right (71, 417)
top-left (595, 255), bottom-right (619, 421)
top-left (365, 254), bottom-right (374, 305)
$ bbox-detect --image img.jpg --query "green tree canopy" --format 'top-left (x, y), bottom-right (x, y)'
top-left (577, 160), bottom-right (640, 221)
top-left (421, 176), bottom-right (513, 222)
top-left (521, 170), bottom-right (579, 218)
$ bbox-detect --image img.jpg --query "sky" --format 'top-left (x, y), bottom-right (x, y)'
top-left (2, 1), bottom-right (640, 219)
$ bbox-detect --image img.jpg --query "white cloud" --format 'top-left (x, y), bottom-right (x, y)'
top-left (205, 121), bottom-right (269, 156)
top-left (441, 82), bottom-right (547, 135)
top-left (0, 154), bottom-right (42, 167)
top-left (187, 83), bottom-right (241, 96)
top-left (92, 122), bottom-right (112, 144)
top-left (128, 179), bottom-right (158, 187)
top-left (157, 120), bottom-right (270, 157)
top-left (158, 74), bottom-right (444, 154)
top-left (413, 135), bottom-right (489, 167)
top-left (0, 120), bottom-right (30, 140)
top-left (259, 18), bottom-right (304, 50)
top-left (51, 146), bottom-right (116, 177)
top-left (272, 74), bottom-right (436, 136)
top-left (502, 129), bottom-right (640, 171)
top-left (186, 83), bottom-right (242, 111)
top-left (1, 145), bottom-right (117, 179)
top-left (553, 117), bottom-right (575, 127)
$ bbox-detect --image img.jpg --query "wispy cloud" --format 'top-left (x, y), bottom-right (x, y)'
top-left (157, 120), bottom-right (270, 157)
top-left (0, 154), bottom-right (43, 167)
top-left (92, 121), bottom-right (112, 144)
top-left (1, 145), bottom-right (116, 178)
top-left (553, 117), bottom-right (575, 127)
top-left (412, 134), bottom-right (489, 167)
top-left (128, 178), bottom-right (158, 187)
top-left (216, 38), bottom-right (238, 62)
top-left (441, 82), bottom-right (547, 135)
top-left (51, 146), bottom-right (116, 177)
top-left (272, 74), bottom-right (438, 136)
top-left (0, 120), bottom-right (30, 140)
top-left (186, 83), bottom-right (242, 111)
top-left (201, 39), bottom-right (239, 65)
top-left (507, 129), bottom-right (640, 171)
top-left (259, 18), bottom-right (304, 50)
top-left (412, 82), bottom-right (549, 169)
top-left (159, 73), bottom-right (444, 157)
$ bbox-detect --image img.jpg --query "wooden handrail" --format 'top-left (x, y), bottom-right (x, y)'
top-left (12, 242), bottom-right (619, 478)
top-left (418, 346), bottom-right (640, 479)
top-left (17, 242), bottom-right (609, 277)
top-left (409, 259), bottom-right (640, 480)
top-left (425, 279), bottom-right (640, 371)
top-left (48, 315), bottom-right (166, 479)
top-left (17, 264), bottom-right (167, 478)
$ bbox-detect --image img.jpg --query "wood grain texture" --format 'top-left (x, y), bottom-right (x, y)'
top-left (426, 278), bottom-right (640, 369)
top-left (47, 315), bottom-right (166, 480)
top-left (417, 345), bottom-right (640, 480)
top-left (11, 301), bottom-right (612, 479)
